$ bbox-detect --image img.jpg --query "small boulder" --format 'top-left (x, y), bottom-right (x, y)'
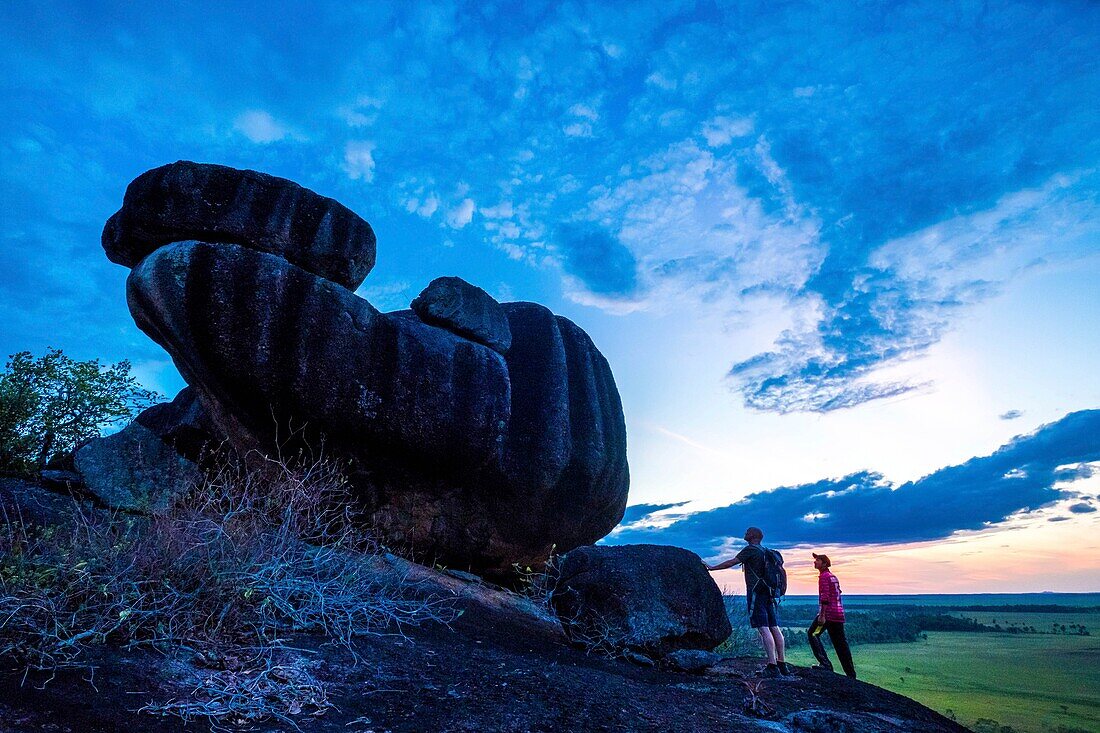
top-left (74, 422), bottom-right (201, 512)
top-left (411, 276), bottom-right (512, 354)
top-left (551, 544), bottom-right (731, 658)
top-left (623, 650), bottom-right (655, 667)
top-left (39, 470), bottom-right (83, 491)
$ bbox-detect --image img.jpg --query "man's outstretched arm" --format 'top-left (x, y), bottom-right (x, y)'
top-left (705, 557), bottom-right (742, 571)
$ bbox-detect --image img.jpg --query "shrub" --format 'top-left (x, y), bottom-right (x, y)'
top-left (0, 348), bottom-right (159, 473)
top-left (715, 595), bottom-right (762, 657)
top-left (0, 451), bottom-right (454, 726)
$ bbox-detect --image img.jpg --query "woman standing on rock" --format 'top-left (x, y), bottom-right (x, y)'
top-left (807, 552), bottom-right (857, 678)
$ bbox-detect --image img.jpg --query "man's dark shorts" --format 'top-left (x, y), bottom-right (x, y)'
top-left (748, 589), bottom-right (778, 628)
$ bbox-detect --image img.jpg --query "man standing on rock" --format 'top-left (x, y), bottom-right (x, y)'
top-left (808, 552), bottom-right (856, 678)
top-left (705, 527), bottom-right (790, 677)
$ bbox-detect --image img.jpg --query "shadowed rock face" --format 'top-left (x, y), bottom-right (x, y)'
top-left (74, 421), bottom-right (200, 512)
top-left (551, 544), bottom-right (732, 658)
top-left (133, 386), bottom-right (214, 462)
top-left (100, 162), bottom-right (629, 574)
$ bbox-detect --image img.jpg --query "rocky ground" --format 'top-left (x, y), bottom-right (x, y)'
top-left (0, 480), bottom-right (967, 733)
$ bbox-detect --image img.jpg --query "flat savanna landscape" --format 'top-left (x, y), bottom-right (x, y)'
top-left (781, 602), bottom-right (1100, 733)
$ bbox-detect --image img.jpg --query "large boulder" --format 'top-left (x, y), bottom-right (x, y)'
top-left (103, 161), bottom-right (628, 574)
top-left (551, 544), bottom-right (731, 659)
top-left (127, 240), bottom-right (512, 474)
top-left (74, 422), bottom-right (201, 512)
top-left (102, 161), bottom-right (376, 290)
top-left (121, 235), bottom-right (627, 574)
top-left (411, 276), bottom-right (512, 354)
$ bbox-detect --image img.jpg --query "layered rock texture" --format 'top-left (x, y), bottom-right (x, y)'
top-left (551, 544), bottom-right (733, 659)
top-left (102, 161), bottom-right (376, 289)
top-left (94, 161), bottom-right (630, 574)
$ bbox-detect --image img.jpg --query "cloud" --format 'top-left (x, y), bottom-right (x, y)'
top-left (556, 224), bottom-right (639, 298)
top-left (729, 174), bottom-right (1100, 412)
top-left (355, 279), bottom-right (412, 311)
top-left (569, 104), bottom-right (599, 121)
top-left (578, 139), bottom-right (823, 311)
top-left (342, 141), bottom-right (376, 181)
top-left (1000, 410), bottom-right (1024, 421)
top-left (445, 198), bottom-right (475, 229)
top-left (233, 110), bottom-right (292, 144)
top-left (563, 122), bottom-right (594, 138)
top-left (700, 116), bottom-right (752, 147)
top-left (609, 410), bottom-right (1100, 556)
top-left (1068, 503), bottom-right (1096, 514)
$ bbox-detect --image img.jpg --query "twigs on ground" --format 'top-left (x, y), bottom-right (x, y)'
top-left (741, 679), bottom-right (776, 718)
top-left (0, 450), bottom-right (454, 728)
top-left (140, 654), bottom-right (332, 732)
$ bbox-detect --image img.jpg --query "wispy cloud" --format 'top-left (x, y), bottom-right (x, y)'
top-left (342, 141), bottom-right (376, 182)
top-left (233, 110), bottom-right (295, 144)
top-left (619, 501), bottom-right (690, 526)
top-left (1, 0), bottom-right (1098, 417)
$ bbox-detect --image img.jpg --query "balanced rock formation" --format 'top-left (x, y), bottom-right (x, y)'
top-left (98, 161), bottom-right (629, 575)
top-left (551, 544), bottom-right (732, 660)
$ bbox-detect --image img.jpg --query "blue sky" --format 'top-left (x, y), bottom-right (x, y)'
top-left (3, 1), bottom-right (1099, 590)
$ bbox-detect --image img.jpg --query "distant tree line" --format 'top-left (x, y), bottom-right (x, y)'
top-left (759, 603), bottom-right (1092, 646)
top-left (903, 604), bottom-right (1100, 614)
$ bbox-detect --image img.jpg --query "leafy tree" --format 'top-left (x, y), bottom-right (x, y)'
top-left (0, 348), bottom-right (160, 473)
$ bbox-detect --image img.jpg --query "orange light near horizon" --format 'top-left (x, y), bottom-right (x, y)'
top-left (709, 508), bottom-right (1100, 595)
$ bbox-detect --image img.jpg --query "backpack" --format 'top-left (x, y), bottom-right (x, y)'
top-left (761, 547), bottom-right (787, 599)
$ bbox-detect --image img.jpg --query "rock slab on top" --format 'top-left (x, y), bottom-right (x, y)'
top-left (411, 276), bottom-right (512, 354)
top-left (102, 160), bottom-right (376, 290)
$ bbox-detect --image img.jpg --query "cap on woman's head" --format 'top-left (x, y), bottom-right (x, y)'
top-left (812, 552), bottom-right (831, 567)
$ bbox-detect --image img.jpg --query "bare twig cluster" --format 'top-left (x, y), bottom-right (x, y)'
top-left (740, 679), bottom-right (776, 718)
top-left (0, 451), bottom-right (454, 726)
top-left (140, 654), bottom-right (332, 732)
top-left (510, 548), bottom-right (558, 620)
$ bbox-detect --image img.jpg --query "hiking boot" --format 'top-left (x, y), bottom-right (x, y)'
top-left (759, 663), bottom-right (781, 678)
top-left (778, 661), bottom-right (794, 676)
top-left (810, 664), bottom-right (833, 672)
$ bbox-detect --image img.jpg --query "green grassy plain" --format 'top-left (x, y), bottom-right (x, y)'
top-left (785, 631), bottom-right (1100, 733)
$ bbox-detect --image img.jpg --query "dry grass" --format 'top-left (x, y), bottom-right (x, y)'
top-left (0, 451), bottom-right (454, 727)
